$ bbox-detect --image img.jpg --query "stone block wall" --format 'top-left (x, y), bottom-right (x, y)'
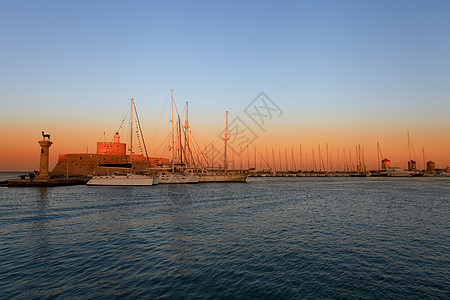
top-left (52, 154), bottom-right (169, 177)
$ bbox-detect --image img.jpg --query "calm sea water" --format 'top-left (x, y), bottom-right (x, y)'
top-left (0, 176), bottom-right (448, 299)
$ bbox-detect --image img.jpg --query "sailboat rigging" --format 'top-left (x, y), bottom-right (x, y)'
top-left (86, 98), bottom-right (154, 186)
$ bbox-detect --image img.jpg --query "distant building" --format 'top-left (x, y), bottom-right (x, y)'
top-left (408, 160), bottom-right (417, 171)
top-left (426, 160), bottom-right (435, 172)
top-left (381, 158), bottom-right (391, 170)
top-left (52, 133), bottom-right (169, 177)
top-left (97, 132), bottom-right (126, 155)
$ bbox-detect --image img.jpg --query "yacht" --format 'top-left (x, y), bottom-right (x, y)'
top-left (87, 172), bottom-right (154, 186)
top-left (197, 169), bottom-right (250, 182)
top-left (87, 98), bottom-right (154, 186)
top-left (386, 167), bottom-right (415, 177)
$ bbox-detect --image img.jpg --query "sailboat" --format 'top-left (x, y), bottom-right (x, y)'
top-left (155, 89), bottom-right (199, 184)
top-left (87, 98), bottom-right (154, 186)
top-left (197, 111), bottom-right (250, 182)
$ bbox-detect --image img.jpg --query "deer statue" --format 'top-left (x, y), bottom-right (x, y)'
top-left (42, 131), bottom-right (51, 140)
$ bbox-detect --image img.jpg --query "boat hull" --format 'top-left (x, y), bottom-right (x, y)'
top-left (386, 168), bottom-right (415, 177)
top-left (387, 173), bottom-right (414, 177)
top-left (86, 174), bottom-right (154, 186)
top-left (198, 172), bottom-right (249, 182)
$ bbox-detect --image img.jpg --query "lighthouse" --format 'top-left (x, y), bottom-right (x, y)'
top-left (37, 131), bottom-right (53, 179)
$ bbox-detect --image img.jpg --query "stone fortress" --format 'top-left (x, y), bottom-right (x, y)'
top-left (52, 132), bottom-right (168, 177)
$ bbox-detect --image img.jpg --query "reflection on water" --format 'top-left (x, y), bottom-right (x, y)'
top-left (165, 184), bottom-right (198, 277)
top-left (167, 184), bottom-right (194, 206)
top-left (37, 187), bottom-right (49, 209)
top-left (28, 187), bottom-right (52, 298)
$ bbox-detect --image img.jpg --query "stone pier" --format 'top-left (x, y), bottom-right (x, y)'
top-left (7, 132), bottom-right (90, 187)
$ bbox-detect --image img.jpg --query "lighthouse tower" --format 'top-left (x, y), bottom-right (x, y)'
top-left (37, 132), bottom-right (53, 179)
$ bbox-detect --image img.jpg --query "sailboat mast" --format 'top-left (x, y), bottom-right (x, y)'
top-left (318, 144), bottom-right (324, 171)
top-left (362, 146), bottom-right (366, 171)
top-left (337, 149), bottom-right (340, 172)
top-left (130, 98), bottom-right (134, 166)
top-left (305, 149), bottom-right (308, 171)
top-left (292, 148), bottom-right (296, 171)
top-left (254, 147), bottom-right (257, 170)
top-left (178, 116), bottom-right (183, 164)
top-left (170, 89), bottom-right (174, 173)
top-left (407, 132), bottom-right (412, 170)
top-left (184, 101), bottom-right (190, 167)
top-left (272, 148), bottom-right (276, 173)
top-left (377, 142), bottom-right (380, 171)
top-left (240, 146), bottom-right (242, 170)
top-left (224, 111), bottom-right (229, 170)
top-left (265, 146), bottom-right (269, 169)
top-left (299, 144), bottom-right (302, 171)
top-left (312, 148), bottom-right (316, 172)
top-left (422, 147), bottom-right (425, 171)
top-left (343, 148), bottom-right (348, 172)
top-left (279, 149), bottom-right (282, 172)
top-left (285, 148), bottom-right (288, 172)
top-left (247, 144), bottom-right (250, 170)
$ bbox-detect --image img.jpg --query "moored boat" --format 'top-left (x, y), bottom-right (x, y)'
top-left (386, 167), bottom-right (415, 177)
top-left (87, 98), bottom-right (153, 186)
top-left (197, 170), bottom-right (250, 182)
top-left (87, 173), bottom-right (153, 186)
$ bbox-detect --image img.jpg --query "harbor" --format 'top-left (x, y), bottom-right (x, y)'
top-left (4, 94), bottom-right (449, 187)
top-left (1, 2), bottom-right (449, 298)
top-left (6, 177), bottom-right (89, 187)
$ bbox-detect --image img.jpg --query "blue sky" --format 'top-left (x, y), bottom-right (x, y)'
top-left (1, 0), bottom-right (449, 169)
top-left (2, 1), bottom-right (449, 114)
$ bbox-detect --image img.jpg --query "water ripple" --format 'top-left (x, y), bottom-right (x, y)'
top-left (0, 178), bottom-right (448, 298)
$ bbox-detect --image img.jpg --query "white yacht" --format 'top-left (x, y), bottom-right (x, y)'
top-left (197, 170), bottom-right (249, 182)
top-left (386, 167), bottom-right (415, 177)
top-left (154, 90), bottom-right (200, 184)
top-left (87, 173), bottom-right (154, 186)
top-left (87, 98), bottom-right (154, 186)
top-left (196, 111), bottom-right (250, 183)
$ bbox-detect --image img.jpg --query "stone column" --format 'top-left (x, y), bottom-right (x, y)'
top-left (37, 139), bottom-right (53, 179)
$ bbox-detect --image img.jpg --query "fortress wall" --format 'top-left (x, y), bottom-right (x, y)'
top-left (52, 154), bottom-right (169, 177)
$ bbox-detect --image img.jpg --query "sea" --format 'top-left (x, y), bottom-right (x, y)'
top-left (0, 172), bottom-right (448, 299)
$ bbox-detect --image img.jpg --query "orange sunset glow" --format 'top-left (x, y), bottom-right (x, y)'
top-left (2, 111), bottom-right (449, 172)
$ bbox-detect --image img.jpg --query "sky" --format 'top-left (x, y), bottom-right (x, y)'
top-left (1, 0), bottom-right (449, 171)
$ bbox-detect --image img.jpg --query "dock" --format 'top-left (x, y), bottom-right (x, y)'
top-left (7, 177), bottom-right (90, 187)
